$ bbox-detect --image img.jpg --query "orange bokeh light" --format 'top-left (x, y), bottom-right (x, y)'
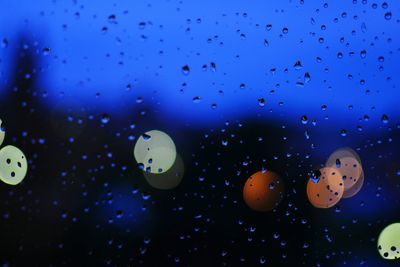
top-left (243, 171), bottom-right (284, 212)
top-left (306, 167), bottom-right (344, 208)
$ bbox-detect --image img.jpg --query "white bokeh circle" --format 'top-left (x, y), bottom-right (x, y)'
top-left (134, 130), bottom-right (176, 174)
top-left (0, 145), bottom-right (28, 185)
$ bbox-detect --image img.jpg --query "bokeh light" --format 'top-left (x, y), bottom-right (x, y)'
top-left (243, 171), bottom-right (284, 212)
top-left (134, 130), bottom-right (176, 174)
top-left (143, 154), bottom-right (184, 190)
top-left (0, 145), bottom-right (28, 185)
top-left (306, 167), bottom-right (344, 209)
top-left (378, 223), bottom-right (400, 260)
top-left (325, 147), bottom-right (364, 199)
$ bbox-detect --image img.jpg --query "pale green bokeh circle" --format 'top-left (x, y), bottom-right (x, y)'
top-left (144, 154), bottom-right (184, 190)
top-left (134, 130), bottom-right (176, 174)
top-left (0, 145), bottom-right (28, 185)
top-left (378, 223), bottom-right (400, 260)
top-left (0, 119), bottom-right (5, 147)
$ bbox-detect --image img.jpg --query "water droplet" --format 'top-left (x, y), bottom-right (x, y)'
top-left (304, 72), bottom-right (311, 83)
top-left (1, 38), bottom-right (8, 48)
top-left (381, 114), bottom-right (389, 124)
top-left (181, 65), bottom-right (190, 75)
top-left (361, 22), bottom-right (367, 33)
top-left (294, 61), bottom-right (303, 70)
top-left (210, 62), bottom-right (216, 72)
top-left (192, 96), bottom-right (201, 103)
top-left (116, 210), bottom-right (123, 219)
top-left (384, 12), bottom-right (392, 20)
top-left (42, 47), bottom-right (51, 55)
top-left (268, 182), bottom-right (275, 190)
top-left (310, 170), bottom-right (321, 184)
top-left (360, 50), bottom-right (366, 58)
top-left (301, 115), bottom-right (308, 125)
top-left (336, 159), bottom-right (341, 168)
top-left (101, 114), bottom-right (110, 124)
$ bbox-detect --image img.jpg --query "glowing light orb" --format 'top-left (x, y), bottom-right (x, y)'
top-left (243, 171), bottom-right (284, 212)
top-left (144, 154), bottom-right (184, 190)
top-left (306, 167), bottom-right (344, 208)
top-left (326, 147), bottom-right (364, 198)
top-left (0, 145), bottom-right (28, 185)
top-left (134, 130), bottom-right (176, 174)
top-left (0, 119), bottom-right (4, 147)
top-left (342, 169), bottom-right (364, 199)
top-left (378, 223), bottom-right (400, 260)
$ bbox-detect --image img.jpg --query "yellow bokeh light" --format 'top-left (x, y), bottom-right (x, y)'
top-left (144, 154), bottom-right (184, 190)
top-left (0, 145), bottom-right (28, 186)
top-left (134, 130), bottom-right (176, 174)
top-left (378, 223), bottom-right (400, 260)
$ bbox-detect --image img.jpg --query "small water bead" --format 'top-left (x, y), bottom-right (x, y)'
top-left (138, 163), bottom-right (145, 170)
top-left (101, 114), bottom-right (110, 124)
top-left (361, 23), bottom-right (367, 33)
top-left (304, 131), bottom-right (310, 139)
top-left (1, 38), bottom-right (8, 48)
top-left (269, 182), bottom-right (275, 190)
top-left (301, 115), bottom-right (308, 125)
top-left (138, 22), bottom-right (146, 29)
top-left (304, 72), bottom-right (311, 83)
top-left (115, 210), bottom-right (123, 219)
top-left (310, 170), bottom-right (321, 183)
top-left (42, 47), bottom-right (51, 55)
top-left (210, 62), bottom-right (216, 72)
top-left (181, 65), bottom-right (190, 75)
top-left (108, 14), bottom-right (117, 24)
top-left (294, 61), bottom-right (303, 70)
top-left (335, 159), bottom-right (341, 168)
top-left (141, 192), bottom-right (151, 200)
top-left (381, 114), bottom-right (389, 124)
top-left (141, 133), bottom-right (151, 142)
top-left (192, 96), bottom-right (201, 103)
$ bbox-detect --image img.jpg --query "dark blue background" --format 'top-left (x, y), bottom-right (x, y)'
top-left (0, 0), bottom-right (399, 266)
